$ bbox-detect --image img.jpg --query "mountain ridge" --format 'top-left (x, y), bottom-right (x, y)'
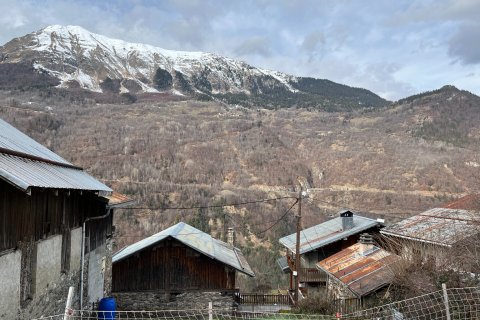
top-left (0, 25), bottom-right (387, 110)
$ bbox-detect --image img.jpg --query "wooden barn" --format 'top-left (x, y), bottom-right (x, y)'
top-left (112, 222), bottom-right (254, 310)
top-left (0, 118), bottom-right (128, 319)
top-left (380, 204), bottom-right (480, 272)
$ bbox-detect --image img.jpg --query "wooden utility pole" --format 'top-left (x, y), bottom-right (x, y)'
top-left (294, 189), bottom-right (303, 306)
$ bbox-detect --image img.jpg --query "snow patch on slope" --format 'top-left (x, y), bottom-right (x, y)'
top-left (259, 68), bottom-right (298, 93)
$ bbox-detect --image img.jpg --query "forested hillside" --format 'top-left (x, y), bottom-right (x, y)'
top-left (1, 85), bottom-right (479, 290)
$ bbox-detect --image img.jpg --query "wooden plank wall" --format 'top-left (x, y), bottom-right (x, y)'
top-left (0, 179), bottom-right (107, 253)
top-left (112, 238), bottom-right (236, 292)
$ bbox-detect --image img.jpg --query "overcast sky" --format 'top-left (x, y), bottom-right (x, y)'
top-left (1, 0), bottom-right (479, 100)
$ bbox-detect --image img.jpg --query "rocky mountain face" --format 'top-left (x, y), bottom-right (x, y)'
top-left (0, 25), bottom-right (387, 110)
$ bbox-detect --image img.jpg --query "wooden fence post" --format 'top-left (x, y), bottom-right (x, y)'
top-left (209, 301), bottom-right (213, 320)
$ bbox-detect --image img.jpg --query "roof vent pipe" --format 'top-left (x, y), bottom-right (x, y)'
top-left (340, 210), bottom-right (354, 230)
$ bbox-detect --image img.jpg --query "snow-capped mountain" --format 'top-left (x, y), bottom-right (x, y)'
top-left (0, 25), bottom-right (386, 109)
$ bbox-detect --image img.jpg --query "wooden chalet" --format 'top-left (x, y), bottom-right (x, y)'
top-left (278, 210), bottom-right (384, 294)
top-left (0, 118), bottom-right (128, 319)
top-left (112, 222), bottom-right (254, 294)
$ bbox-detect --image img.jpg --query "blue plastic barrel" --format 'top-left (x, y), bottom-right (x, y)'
top-left (98, 297), bottom-right (116, 320)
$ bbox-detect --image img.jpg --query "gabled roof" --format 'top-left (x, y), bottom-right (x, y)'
top-left (380, 207), bottom-right (480, 247)
top-left (112, 222), bottom-right (255, 277)
top-left (0, 118), bottom-right (72, 165)
top-left (317, 243), bottom-right (400, 298)
top-left (0, 118), bottom-right (111, 193)
top-left (279, 214), bottom-right (382, 255)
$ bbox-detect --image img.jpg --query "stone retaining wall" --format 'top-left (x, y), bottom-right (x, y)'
top-left (113, 291), bottom-right (236, 311)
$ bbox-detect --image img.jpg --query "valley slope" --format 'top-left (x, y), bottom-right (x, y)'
top-left (1, 85), bottom-right (479, 290)
top-left (1, 25), bottom-right (479, 291)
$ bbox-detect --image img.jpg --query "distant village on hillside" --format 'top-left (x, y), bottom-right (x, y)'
top-left (1, 117), bottom-right (479, 319)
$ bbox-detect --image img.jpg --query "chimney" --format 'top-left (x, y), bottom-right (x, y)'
top-left (340, 210), bottom-right (354, 230)
top-left (227, 227), bottom-right (235, 246)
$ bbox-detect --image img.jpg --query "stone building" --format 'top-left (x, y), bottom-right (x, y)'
top-left (0, 118), bottom-right (128, 319)
top-left (112, 222), bottom-right (255, 310)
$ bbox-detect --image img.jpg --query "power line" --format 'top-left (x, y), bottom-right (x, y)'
top-left (113, 200), bottom-right (299, 241)
top-left (256, 199), bottom-right (298, 235)
top-left (119, 195), bottom-right (297, 211)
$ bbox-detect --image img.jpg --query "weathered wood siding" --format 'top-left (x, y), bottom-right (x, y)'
top-left (112, 237), bottom-right (236, 292)
top-left (0, 179), bottom-right (108, 253)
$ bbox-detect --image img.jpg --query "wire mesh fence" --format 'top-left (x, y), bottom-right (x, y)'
top-left (32, 286), bottom-right (480, 320)
top-left (339, 286), bottom-right (480, 319)
top-left (32, 309), bottom-right (334, 320)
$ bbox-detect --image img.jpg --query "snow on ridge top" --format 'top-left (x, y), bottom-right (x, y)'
top-left (38, 25), bottom-right (212, 60)
top-left (258, 68), bottom-right (298, 92)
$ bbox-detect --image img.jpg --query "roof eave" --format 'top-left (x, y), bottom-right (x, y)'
top-left (107, 199), bottom-right (136, 209)
top-left (380, 230), bottom-right (452, 248)
top-left (0, 169), bottom-right (30, 192)
top-left (282, 222), bottom-right (381, 255)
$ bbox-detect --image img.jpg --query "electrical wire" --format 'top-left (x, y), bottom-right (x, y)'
top-left (119, 195), bottom-right (297, 211)
top-left (113, 200), bottom-right (299, 242)
top-left (256, 199), bottom-right (298, 235)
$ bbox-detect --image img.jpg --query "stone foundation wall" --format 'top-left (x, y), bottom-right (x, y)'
top-left (36, 235), bottom-right (62, 295)
top-left (0, 231), bottom-right (113, 319)
top-left (113, 291), bottom-right (236, 311)
top-left (0, 250), bottom-right (21, 319)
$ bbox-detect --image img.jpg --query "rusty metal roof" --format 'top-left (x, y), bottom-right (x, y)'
top-left (317, 243), bottom-right (400, 298)
top-left (279, 213), bottom-right (382, 254)
top-left (380, 208), bottom-right (480, 247)
top-left (0, 118), bottom-right (111, 193)
top-left (442, 194), bottom-right (480, 211)
top-left (112, 222), bottom-right (255, 277)
top-left (104, 192), bottom-right (135, 208)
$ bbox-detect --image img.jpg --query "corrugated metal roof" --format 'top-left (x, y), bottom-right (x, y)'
top-left (279, 214), bottom-right (382, 254)
top-left (112, 222), bottom-right (255, 277)
top-left (317, 243), bottom-right (400, 297)
top-left (277, 256), bottom-right (290, 273)
top-left (0, 118), bottom-right (111, 193)
top-left (0, 153), bottom-right (112, 192)
top-left (380, 208), bottom-right (480, 247)
top-left (0, 119), bottom-right (72, 165)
